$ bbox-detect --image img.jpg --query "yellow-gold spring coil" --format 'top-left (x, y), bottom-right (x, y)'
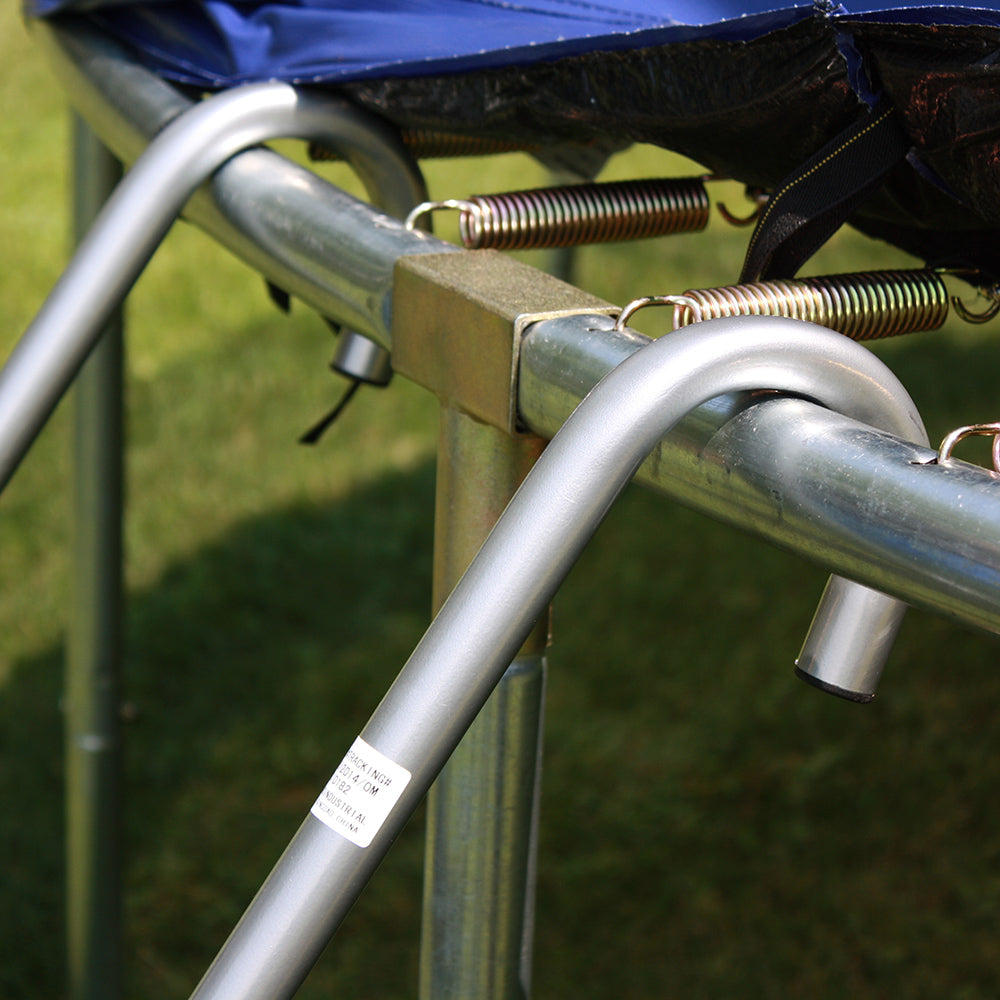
top-left (406, 177), bottom-right (711, 250)
top-left (670, 269), bottom-right (951, 339)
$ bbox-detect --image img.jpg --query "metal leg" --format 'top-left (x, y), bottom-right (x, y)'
top-left (420, 408), bottom-right (547, 1000)
top-left (66, 114), bottom-right (124, 1000)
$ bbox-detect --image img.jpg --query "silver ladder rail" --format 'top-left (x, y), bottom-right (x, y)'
top-left (185, 317), bottom-right (926, 999)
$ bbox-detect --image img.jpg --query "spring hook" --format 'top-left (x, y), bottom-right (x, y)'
top-left (667, 269), bottom-right (953, 340)
top-left (950, 284), bottom-right (1000, 325)
top-left (405, 176), bottom-right (712, 250)
top-left (716, 185), bottom-right (769, 227)
top-left (404, 198), bottom-right (484, 233)
top-left (614, 295), bottom-right (703, 331)
top-left (937, 422), bottom-right (1000, 474)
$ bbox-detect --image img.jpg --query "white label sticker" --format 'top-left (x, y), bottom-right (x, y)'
top-left (311, 736), bottom-right (411, 848)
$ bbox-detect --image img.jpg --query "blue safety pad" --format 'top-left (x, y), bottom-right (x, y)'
top-left (26, 1), bottom-right (1000, 88)
top-left (25, 2), bottom-right (812, 86)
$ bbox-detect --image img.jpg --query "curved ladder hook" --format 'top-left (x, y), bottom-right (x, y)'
top-left (0, 81), bottom-right (423, 493)
top-left (416, 315), bottom-right (927, 718)
top-left (188, 315), bottom-right (927, 1000)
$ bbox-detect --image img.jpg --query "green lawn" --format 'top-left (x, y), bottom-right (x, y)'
top-left (4, 9), bottom-right (1000, 1000)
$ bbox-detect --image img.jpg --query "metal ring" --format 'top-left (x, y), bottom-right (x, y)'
top-left (614, 294), bottom-right (703, 331)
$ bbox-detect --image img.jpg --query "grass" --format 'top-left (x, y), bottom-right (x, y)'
top-left (4, 8), bottom-right (1000, 1000)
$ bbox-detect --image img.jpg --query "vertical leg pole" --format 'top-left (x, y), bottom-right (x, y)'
top-left (65, 113), bottom-right (125, 1000)
top-left (419, 407), bottom-right (548, 1000)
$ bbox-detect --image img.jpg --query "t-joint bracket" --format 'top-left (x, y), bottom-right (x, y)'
top-left (392, 250), bottom-right (616, 434)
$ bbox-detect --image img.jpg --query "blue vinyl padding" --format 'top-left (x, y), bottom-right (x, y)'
top-left (25, 1), bottom-right (1000, 88)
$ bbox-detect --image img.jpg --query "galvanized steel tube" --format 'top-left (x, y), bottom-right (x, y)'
top-left (66, 115), bottom-right (125, 1000)
top-left (421, 410), bottom-right (547, 1000)
top-left (28, 18), bottom-right (447, 344)
top-left (518, 315), bottom-right (1000, 633)
top-left (27, 17), bottom-right (1000, 635)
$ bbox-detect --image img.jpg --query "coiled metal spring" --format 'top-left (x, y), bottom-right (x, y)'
top-left (309, 130), bottom-right (540, 162)
top-left (406, 177), bottom-right (711, 250)
top-left (670, 269), bottom-right (951, 340)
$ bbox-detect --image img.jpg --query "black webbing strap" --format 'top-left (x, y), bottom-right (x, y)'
top-left (740, 99), bottom-right (910, 283)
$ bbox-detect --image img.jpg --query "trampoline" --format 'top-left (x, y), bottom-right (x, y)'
top-left (13, 3), bottom-right (1000, 998)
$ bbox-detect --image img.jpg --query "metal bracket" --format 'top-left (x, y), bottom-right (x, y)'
top-left (391, 250), bottom-right (616, 434)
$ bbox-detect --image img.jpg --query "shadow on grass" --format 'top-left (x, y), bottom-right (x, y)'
top-left (0, 461), bottom-right (437, 999)
top-left (3, 331), bottom-right (1000, 999)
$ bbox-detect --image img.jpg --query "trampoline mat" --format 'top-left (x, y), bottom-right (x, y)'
top-left (26, 1), bottom-right (1000, 279)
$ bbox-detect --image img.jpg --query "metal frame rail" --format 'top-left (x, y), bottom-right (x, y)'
top-left (31, 18), bottom-right (1000, 632)
top-left (15, 14), bottom-right (1000, 1000)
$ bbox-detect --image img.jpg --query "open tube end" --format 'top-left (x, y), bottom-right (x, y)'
top-left (795, 575), bottom-right (906, 703)
top-left (794, 663), bottom-right (876, 703)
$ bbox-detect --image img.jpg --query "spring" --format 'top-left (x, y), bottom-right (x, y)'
top-left (456, 177), bottom-right (710, 250)
top-left (671, 269), bottom-right (950, 340)
top-left (309, 130), bottom-right (539, 163)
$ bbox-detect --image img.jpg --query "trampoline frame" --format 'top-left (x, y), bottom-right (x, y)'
top-left (12, 15), bottom-right (1000, 1000)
